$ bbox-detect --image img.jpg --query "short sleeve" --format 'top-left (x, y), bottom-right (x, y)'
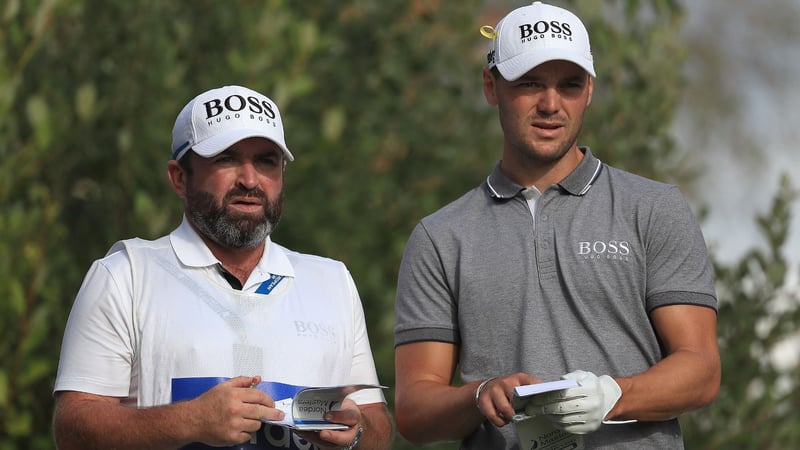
top-left (644, 186), bottom-right (717, 311)
top-left (54, 251), bottom-right (137, 397)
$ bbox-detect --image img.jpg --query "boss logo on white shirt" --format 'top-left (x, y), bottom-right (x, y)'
top-left (293, 320), bottom-right (337, 344)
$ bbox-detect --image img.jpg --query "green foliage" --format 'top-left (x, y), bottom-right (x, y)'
top-left (574, 0), bottom-right (693, 185)
top-left (1, 0), bottom-right (797, 449)
top-left (1, 2), bottom-right (73, 448)
top-left (681, 175), bottom-right (800, 449)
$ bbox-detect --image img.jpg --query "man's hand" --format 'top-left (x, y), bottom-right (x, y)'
top-left (526, 370), bottom-right (631, 434)
top-left (295, 398), bottom-right (362, 449)
top-left (190, 375), bottom-right (284, 446)
top-left (474, 372), bottom-right (541, 427)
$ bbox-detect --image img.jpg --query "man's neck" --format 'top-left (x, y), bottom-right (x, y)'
top-left (199, 232), bottom-right (266, 287)
top-left (500, 146), bottom-right (585, 192)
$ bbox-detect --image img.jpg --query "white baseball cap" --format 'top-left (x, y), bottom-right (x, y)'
top-left (171, 85), bottom-right (294, 161)
top-left (483, 1), bottom-right (595, 81)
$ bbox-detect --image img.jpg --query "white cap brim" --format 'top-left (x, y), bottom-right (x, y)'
top-left (497, 49), bottom-right (596, 81)
top-left (171, 85), bottom-right (294, 162)
top-left (191, 128), bottom-right (295, 161)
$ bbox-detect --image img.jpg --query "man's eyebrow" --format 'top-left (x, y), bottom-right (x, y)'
top-left (514, 75), bottom-right (541, 83)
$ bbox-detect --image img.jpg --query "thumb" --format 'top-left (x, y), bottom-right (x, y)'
top-left (228, 375), bottom-right (261, 388)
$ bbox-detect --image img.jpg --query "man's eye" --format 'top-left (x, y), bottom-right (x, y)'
top-left (561, 78), bottom-right (587, 89)
top-left (258, 157), bottom-right (279, 166)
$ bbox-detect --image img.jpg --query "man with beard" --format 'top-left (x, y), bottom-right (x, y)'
top-left (393, 2), bottom-right (720, 449)
top-left (52, 85), bottom-right (393, 450)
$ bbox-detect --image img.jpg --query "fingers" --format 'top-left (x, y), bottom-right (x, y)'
top-left (527, 384), bottom-right (592, 408)
top-left (253, 403), bottom-right (285, 422)
top-left (536, 396), bottom-right (600, 416)
top-left (528, 373), bottom-right (609, 435)
top-left (199, 375), bottom-right (285, 425)
top-left (531, 384), bottom-right (602, 417)
top-left (239, 388), bottom-right (276, 409)
top-left (227, 375), bottom-right (260, 388)
top-left (293, 399), bottom-right (361, 447)
top-left (322, 398), bottom-right (360, 426)
top-left (222, 375), bottom-right (277, 409)
top-left (475, 377), bottom-right (517, 427)
top-left (296, 419), bottom-right (362, 447)
top-left (316, 424), bottom-right (359, 446)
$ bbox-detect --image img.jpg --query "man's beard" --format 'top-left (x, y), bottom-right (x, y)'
top-left (186, 186), bottom-right (283, 249)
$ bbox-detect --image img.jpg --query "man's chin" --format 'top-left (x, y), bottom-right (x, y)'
top-left (227, 211), bottom-right (265, 224)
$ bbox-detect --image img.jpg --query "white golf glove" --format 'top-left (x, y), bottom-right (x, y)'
top-left (526, 370), bottom-right (635, 434)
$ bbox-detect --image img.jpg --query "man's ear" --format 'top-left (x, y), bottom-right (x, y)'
top-left (586, 76), bottom-right (594, 107)
top-left (482, 67), bottom-right (499, 106)
top-left (167, 159), bottom-right (187, 199)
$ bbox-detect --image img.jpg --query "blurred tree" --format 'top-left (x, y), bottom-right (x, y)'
top-left (681, 175), bottom-right (800, 449)
top-left (1, 1), bottom-right (74, 448)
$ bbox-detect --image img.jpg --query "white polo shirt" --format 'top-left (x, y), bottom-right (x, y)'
top-left (55, 217), bottom-right (384, 448)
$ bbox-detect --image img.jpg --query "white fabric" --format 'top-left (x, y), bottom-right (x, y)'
top-left (527, 370), bottom-right (632, 434)
top-left (171, 85), bottom-right (294, 161)
top-left (521, 186), bottom-right (541, 228)
top-left (54, 217), bottom-right (384, 408)
top-left (484, 1), bottom-right (595, 80)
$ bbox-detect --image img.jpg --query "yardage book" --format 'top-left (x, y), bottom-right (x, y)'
top-left (511, 378), bottom-right (579, 422)
top-left (514, 379), bottom-right (579, 399)
top-left (171, 377), bottom-right (385, 431)
top-left (264, 383), bottom-right (387, 430)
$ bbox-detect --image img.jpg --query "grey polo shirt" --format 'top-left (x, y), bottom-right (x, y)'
top-left (394, 148), bottom-right (716, 449)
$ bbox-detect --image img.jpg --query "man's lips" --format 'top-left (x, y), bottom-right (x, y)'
top-left (532, 121), bottom-right (563, 130)
top-left (228, 197), bottom-right (264, 212)
top-left (231, 197), bottom-right (262, 205)
top-left (531, 121), bottom-right (564, 137)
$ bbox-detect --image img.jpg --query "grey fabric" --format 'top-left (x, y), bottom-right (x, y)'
top-left (394, 148), bottom-right (715, 449)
